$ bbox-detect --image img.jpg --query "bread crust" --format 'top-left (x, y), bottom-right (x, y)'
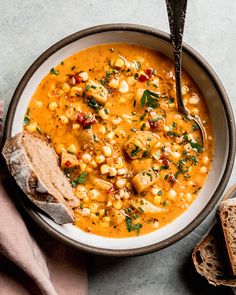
top-left (192, 184), bottom-right (236, 287)
top-left (192, 224), bottom-right (236, 287)
top-left (2, 132), bottom-right (76, 224)
top-left (218, 199), bottom-right (236, 276)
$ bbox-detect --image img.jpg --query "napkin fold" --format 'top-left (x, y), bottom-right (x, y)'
top-left (0, 101), bottom-right (87, 295)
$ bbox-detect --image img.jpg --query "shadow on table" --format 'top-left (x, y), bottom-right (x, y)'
top-left (88, 252), bottom-right (234, 295)
top-left (180, 254), bottom-right (233, 295)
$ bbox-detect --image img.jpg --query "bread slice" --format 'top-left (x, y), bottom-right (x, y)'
top-left (218, 198), bottom-right (236, 276)
top-left (192, 224), bottom-right (236, 287)
top-left (2, 131), bottom-right (80, 224)
top-left (192, 184), bottom-right (236, 287)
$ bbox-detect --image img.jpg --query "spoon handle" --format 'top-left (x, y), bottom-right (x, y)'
top-left (166, 0), bottom-right (188, 114)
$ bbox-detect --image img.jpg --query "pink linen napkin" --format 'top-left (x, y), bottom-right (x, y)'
top-left (0, 101), bottom-right (88, 295)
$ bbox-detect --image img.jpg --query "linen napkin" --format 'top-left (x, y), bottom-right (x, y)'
top-left (0, 101), bottom-right (88, 295)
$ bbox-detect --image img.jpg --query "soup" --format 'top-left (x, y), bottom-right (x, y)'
top-left (24, 43), bottom-right (213, 237)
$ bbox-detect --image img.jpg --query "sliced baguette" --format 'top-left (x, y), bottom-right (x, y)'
top-left (218, 198), bottom-right (236, 276)
top-left (2, 131), bottom-right (80, 224)
top-left (192, 184), bottom-right (236, 287)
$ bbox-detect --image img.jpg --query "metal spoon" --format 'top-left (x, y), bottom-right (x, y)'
top-left (165, 0), bottom-right (207, 146)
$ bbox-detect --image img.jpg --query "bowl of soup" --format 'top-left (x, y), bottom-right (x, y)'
top-left (4, 24), bottom-right (235, 256)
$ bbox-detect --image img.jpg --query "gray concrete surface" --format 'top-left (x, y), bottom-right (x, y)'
top-left (0, 0), bottom-right (236, 294)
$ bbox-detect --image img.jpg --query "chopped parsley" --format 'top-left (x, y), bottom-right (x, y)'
top-left (168, 97), bottom-right (175, 104)
top-left (135, 61), bottom-right (141, 71)
top-left (125, 216), bottom-right (142, 235)
top-left (50, 68), bottom-right (59, 75)
top-left (167, 131), bottom-right (179, 137)
top-left (142, 150), bottom-right (150, 158)
top-left (192, 124), bottom-right (199, 131)
top-left (138, 206), bottom-right (145, 213)
top-left (87, 98), bottom-right (102, 111)
top-left (86, 85), bottom-right (91, 91)
top-left (141, 123), bottom-right (146, 131)
top-left (157, 190), bottom-right (163, 196)
top-left (71, 172), bottom-right (87, 187)
top-left (125, 208), bottom-right (131, 214)
top-left (140, 90), bottom-right (159, 108)
top-left (183, 134), bottom-right (203, 153)
top-left (93, 134), bottom-right (99, 142)
top-left (105, 70), bottom-right (111, 82)
top-left (163, 200), bottom-right (168, 206)
top-left (23, 115), bottom-right (30, 126)
top-left (131, 146), bottom-right (142, 157)
top-left (100, 78), bottom-right (105, 86)
top-left (175, 156), bottom-right (198, 178)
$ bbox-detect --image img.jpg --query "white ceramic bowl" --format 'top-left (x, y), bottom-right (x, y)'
top-left (4, 24), bottom-right (236, 256)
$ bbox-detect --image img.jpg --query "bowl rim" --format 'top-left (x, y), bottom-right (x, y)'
top-left (3, 23), bottom-right (236, 257)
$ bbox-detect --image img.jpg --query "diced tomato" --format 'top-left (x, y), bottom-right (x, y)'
top-left (74, 73), bottom-right (83, 83)
top-left (145, 68), bottom-right (153, 77)
top-left (65, 160), bottom-right (71, 167)
top-left (69, 73), bottom-right (83, 85)
top-left (77, 112), bottom-right (97, 126)
top-left (77, 113), bottom-right (86, 124)
top-left (84, 115), bottom-right (97, 126)
top-left (69, 75), bottom-right (76, 85)
top-left (138, 73), bottom-right (149, 82)
top-left (107, 186), bottom-right (114, 194)
top-left (168, 174), bottom-right (177, 184)
top-left (149, 119), bottom-right (164, 131)
top-left (160, 155), bottom-right (170, 168)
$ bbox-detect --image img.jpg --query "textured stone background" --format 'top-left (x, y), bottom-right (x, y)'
top-left (1, 0), bottom-right (236, 294)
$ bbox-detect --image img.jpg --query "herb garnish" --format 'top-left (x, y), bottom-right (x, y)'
top-left (105, 70), bottom-right (111, 82)
top-left (131, 146), bottom-right (142, 157)
top-left (135, 61), bottom-right (141, 71)
top-left (100, 78), bottom-right (105, 86)
top-left (175, 156), bottom-right (198, 178)
top-left (125, 216), bottom-right (142, 235)
top-left (50, 68), bottom-right (59, 75)
top-left (140, 90), bottom-right (159, 108)
top-left (71, 172), bottom-right (87, 187)
top-left (158, 190), bottom-right (163, 196)
top-left (168, 97), bottom-right (175, 104)
top-left (88, 98), bottom-right (102, 111)
top-left (23, 115), bottom-right (30, 126)
top-left (93, 134), bottom-right (99, 142)
top-left (141, 123), bottom-right (146, 131)
top-left (167, 131), bottom-right (179, 137)
top-left (86, 85), bottom-right (91, 91)
top-left (142, 150), bottom-right (150, 158)
top-left (163, 200), bottom-right (168, 206)
top-left (192, 124), bottom-right (199, 131)
top-left (183, 134), bottom-right (203, 153)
